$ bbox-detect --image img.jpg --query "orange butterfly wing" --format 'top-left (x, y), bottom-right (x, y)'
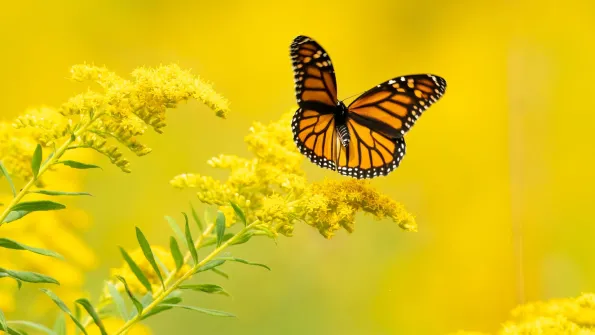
top-left (347, 74), bottom-right (447, 138)
top-left (290, 35), bottom-right (340, 171)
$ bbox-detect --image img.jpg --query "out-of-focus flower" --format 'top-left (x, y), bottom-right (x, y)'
top-left (171, 111), bottom-right (416, 238)
top-left (85, 317), bottom-right (151, 335)
top-left (0, 126), bottom-right (97, 316)
top-left (451, 293), bottom-right (595, 335)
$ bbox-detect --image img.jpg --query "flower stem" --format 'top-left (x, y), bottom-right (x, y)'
top-left (0, 113), bottom-right (103, 228)
top-left (102, 221), bottom-right (259, 335)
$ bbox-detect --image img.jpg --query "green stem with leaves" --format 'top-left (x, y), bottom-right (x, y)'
top-left (0, 112), bottom-right (103, 228)
top-left (111, 220), bottom-right (258, 335)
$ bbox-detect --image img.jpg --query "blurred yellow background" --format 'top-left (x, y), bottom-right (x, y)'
top-left (2, 0), bottom-right (595, 334)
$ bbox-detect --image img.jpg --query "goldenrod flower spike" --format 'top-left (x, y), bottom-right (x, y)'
top-left (171, 111), bottom-right (416, 238)
top-left (0, 63), bottom-right (229, 225)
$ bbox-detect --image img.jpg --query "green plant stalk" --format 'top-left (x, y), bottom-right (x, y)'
top-left (111, 221), bottom-right (258, 335)
top-left (0, 112), bottom-right (103, 228)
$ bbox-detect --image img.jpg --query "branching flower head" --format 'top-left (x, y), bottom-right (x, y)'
top-left (12, 63), bottom-right (230, 173)
top-left (171, 111), bottom-right (416, 238)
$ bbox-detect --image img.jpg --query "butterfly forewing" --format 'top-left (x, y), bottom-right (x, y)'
top-left (291, 35), bottom-right (341, 171)
top-left (347, 74), bottom-right (447, 138)
top-left (290, 35), bottom-right (338, 109)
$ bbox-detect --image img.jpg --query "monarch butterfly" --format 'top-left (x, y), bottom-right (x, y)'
top-left (290, 35), bottom-right (447, 179)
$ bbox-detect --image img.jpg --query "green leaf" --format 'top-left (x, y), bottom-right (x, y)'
top-left (28, 190), bottom-right (92, 197)
top-left (230, 231), bottom-right (255, 246)
top-left (74, 305), bottom-right (81, 335)
top-left (139, 292), bottom-right (153, 308)
top-left (215, 211), bottom-right (226, 248)
top-left (216, 257), bottom-right (271, 271)
top-left (212, 268), bottom-right (230, 279)
top-left (3, 201), bottom-right (66, 224)
top-left (140, 305), bottom-right (173, 320)
top-left (153, 253), bottom-right (171, 278)
top-left (6, 321), bottom-right (56, 335)
top-left (165, 216), bottom-right (185, 246)
top-left (159, 304), bottom-right (235, 318)
top-left (229, 201), bottom-right (247, 226)
top-left (56, 160), bottom-right (101, 170)
top-left (183, 213), bottom-right (198, 265)
top-left (115, 276), bottom-right (143, 317)
top-left (0, 161), bottom-right (16, 197)
top-left (0, 309), bottom-right (7, 333)
top-left (40, 289), bottom-right (88, 335)
top-left (169, 237), bottom-right (183, 271)
top-left (0, 268), bottom-right (59, 285)
top-left (195, 259), bottom-right (226, 274)
top-left (0, 238), bottom-right (64, 259)
top-left (52, 314), bottom-right (65, 335)
top-left (119, 247), bottom-right (152, 293)
top-left (107, 282), bottom-right (127, 321)
top-left (162, 296), bottom-right (182, 305)
top-left (180, 284), bottom-right (230, 297)
top-left (31, 144), bottom-right (42, 180)
top-left (135, 227), bottom-right (165, 290)
top-left (190, 202), bottom-right (203, 232)
top-left (75, 299), bottom-right (107, 335)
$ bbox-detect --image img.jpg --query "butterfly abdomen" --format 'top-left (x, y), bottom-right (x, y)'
top-left (337, 123), bottom-right (350, 146)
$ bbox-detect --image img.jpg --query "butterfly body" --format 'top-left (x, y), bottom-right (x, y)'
top-left (334, 101), bottom-right (351, 146)
top-left (290, 35), bottom-right (446, 179)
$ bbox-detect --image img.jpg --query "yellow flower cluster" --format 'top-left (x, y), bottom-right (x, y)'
top-left (101, 245), bottom-right (190, 298)
top-left (451, 293), bottom-right (595, 335)
top-left (171, 112), bottom-right (416, 238)
top-left (13, 63), bottom-right (230, 172)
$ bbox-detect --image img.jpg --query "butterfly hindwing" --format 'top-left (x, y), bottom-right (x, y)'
top-left (347, 74), bottom-right (447, 138)
top-left (291, 108), bottom-right (338, 171)
top-left (335, 119), bottom-right (406, 179)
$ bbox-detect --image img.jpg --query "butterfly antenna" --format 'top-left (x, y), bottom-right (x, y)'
top-left (339, 89), bottom-right (367, 103)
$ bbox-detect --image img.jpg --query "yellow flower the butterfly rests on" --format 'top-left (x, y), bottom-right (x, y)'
top-left (290, 35), bottom-right (447, 179)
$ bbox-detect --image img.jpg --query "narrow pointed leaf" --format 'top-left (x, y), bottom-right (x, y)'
top-left (130, 293), bottom-right (153, 318)
top-left (195, 259), bottom-right (226, 274)
top-left (230, 231), bottom-right (255, 246)
top-left (74, 305), bottom-right (81, 335)
top-left (75, 299), bottom-right (107, 335)
top-left (159, 304), bottom-right (235, 317)
top-left (56, 160), bottom-right (101, 170)
top-left (3, 201), bottom-right (66, 224)
top-left (31, 144), bottom-right (42, 180)
top-left (0, 268), bottom-right (59, 285)
top-left (180, 284), bottom-right (230, 296)
top-left (165, 216), bottom-right (185, 246)
top-left (6, 321), bottom-right (56, 335)
top-left (107, 282), bottom-right (127, 320)
top-left (215, 211), bottom-right (226, 247)
top-left (0, 161), bottom-right (16, 197)
top-left (189, 202), bottom-right (203, 232)
top-left (162, 296), bottom-right (182, 305)
top-left (212, 268), bottom-right (230, 279)
top-left (216, 257), bottom-right (271, 271)
top-left (153, 253), bottom-right (171, 277)
top-left (169, 237), bottom-right (183, 271)
top-left (29, 190), bottom-right (91, 197)
top-left (119, 247), bottom-right (152, 293)
top-left (229, 201), bottom-right (247, 226)
top-left (140, 305), bottom-right (173, 320)
top-left (40, 289), bottom-right (88, 335)
top-left (183, 213), bottom-right (198, 264)
top-left (0, 238), bottom-right (64, 259)
top-left (0, 309), bottom-right (7, 333)
top-left (135, 227), bottom-right (164, 289)
top-left (52, 313), bottom-right (65, 335)
top-left (115, 276), bottom-right (143, 316)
